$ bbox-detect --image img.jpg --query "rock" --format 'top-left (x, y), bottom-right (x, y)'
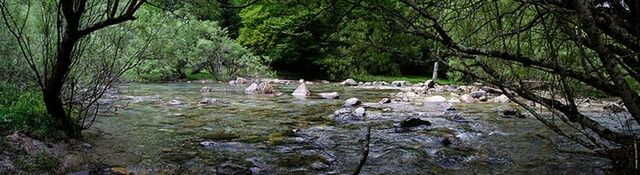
top-left (354, 107), bottom-right (366, 117)
top-left (228, 80), bottom-right (236, 85)
top-left (245, 82), bottom-right (276, 95)
top-left (235, 77), bottom-right (249, 84)
top-left (423, 96), bottom-right (447, 103)
top-left (460, 94), bottom-right (474, 103)
top-left (481, 86), bottom-right (502, 94)
top-left (604, 103), bottom-right (626, 113)
top-left (320, 80), bottom-right (330, 84)
top-left (199, 98), bottom-right (217, 104)
top-left (318, 92), bottom-right (339, 99)
top-left (298, 79), bottom-right (305, 83)
top-left (341, 79), bottom-right (358, 86)
top-left (501, 108), bottom-right (523, 118)
top-left (310, 161), bottom-right (329, 170)
top-left (424, 80), bottom-right (436, 88)
top-left (292, 83), bottom-right (310, 97)
top-left (244, 83), bottom-right (258, 94)
top-left (470, 90), bottom-right (487, 99)
top-left (400, 118), bottom-right (431, 128)
top-left (6, 133), bottom-right (45, 155)
top-left (111, 167), bottom-right (129, 175)
top-left (216, 163), bottom-right (252, 175)
top-left (82, 143), bottom-right (92, 149)
top-left (378, 98), bottom-right (391, 104)
top-left (391, 81), bottom-right (408, 87)
top-left (344, 98), bottom-right (361, 107)
top-left (449, 92), bottom-right (460, 97)
top-left (330, 108), bottom-right (361, 122)
top-left (363, 82), bottom-right (372, 86)
top-left (200, 86), bottom-right (211, 93)
top-left (490, 94), bottom-right (510, 103)
top-left (167, 99), bottom-right (182, 105)
top-left (448, 98), bottom-right (461, 103)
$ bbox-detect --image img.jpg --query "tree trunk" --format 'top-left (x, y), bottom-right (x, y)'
top-left (44, 30), bottom-right (79, 138)
top-left (432, 61), bottom-right (438, 80)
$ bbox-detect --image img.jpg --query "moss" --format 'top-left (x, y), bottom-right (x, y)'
top-left (276, 154), bottom-right (328, 167)
top-left (239, 135), bottom-right (264, 143)
top-left (201, 129), bottom-right (239, 141)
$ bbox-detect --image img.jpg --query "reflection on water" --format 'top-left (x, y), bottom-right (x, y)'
top-left (86, 82), bottom-right (609, 174)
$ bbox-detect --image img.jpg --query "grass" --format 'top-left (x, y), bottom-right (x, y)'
top-left (0, 83), bottom-right (61, 140)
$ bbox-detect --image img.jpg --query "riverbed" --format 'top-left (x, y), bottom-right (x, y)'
top-left (83, 82), bottom-right (609, 174)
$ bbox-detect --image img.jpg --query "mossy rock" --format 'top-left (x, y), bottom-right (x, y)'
top-left (202, 129), bottom-right (239, 141)
top-left (276, 154), bottom-right (329, 167)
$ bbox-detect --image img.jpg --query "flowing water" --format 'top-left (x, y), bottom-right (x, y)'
top-left (84, 82), bottom-right (609, 174)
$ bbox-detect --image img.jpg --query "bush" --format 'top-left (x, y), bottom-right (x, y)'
top-left (0, 84), bottom-right (58, 139)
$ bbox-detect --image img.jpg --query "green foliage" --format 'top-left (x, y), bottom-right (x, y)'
top-left (0, 84), bottom-right (56, 139)
top-left (125, 7), bottom-right (272, 81)
top-left (237, 0), bottom-right (436, 80)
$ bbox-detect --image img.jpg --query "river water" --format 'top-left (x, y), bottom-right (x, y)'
top-left (84, 82), bottom-right (609, 174)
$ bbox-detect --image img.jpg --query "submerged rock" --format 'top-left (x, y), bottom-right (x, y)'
top-left (400, 118), bottom-right (431, 128)
top-left (200, 86), bottom-right (211, 93)
top-left (199, 98), bottom-right (217, 104)
top-left (318, 92), bottom-right (339, 99)
top-left (167, 99), bottom-right (183, 105)
top-left (292, 83), bottom-right (310, 97)
top-left (344, 98), bottom-right (361, 107)
top-left (216, 163), bottom-right (252, 175)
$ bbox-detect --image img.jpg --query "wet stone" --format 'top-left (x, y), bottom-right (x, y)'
top-left (400, 118), bottom-right (432, 128)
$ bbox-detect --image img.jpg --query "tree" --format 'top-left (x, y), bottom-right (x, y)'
top-left (381, 0), bottom-right (639, 171)
top-left (1, 0), bottom-right (147, 138)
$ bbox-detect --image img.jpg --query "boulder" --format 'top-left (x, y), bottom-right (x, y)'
top-left (341, 79), bottom-right (358, 86)
top-left (460, 94), bottom-right (474, 103)
top-left (235, 77), bottom-right (249, 84)
top-left (448, 97), bottom-right (461, 103)
top-left (378, 98), bottom-right (391, 104)
top-left (330, 108), bottom-right (361, 122)
top-left (391, 81), bottom-right (408, 87)
top-left (200, 86), bottom-right (211, 93)
top-left (318, 92), bottom-right (339, 99)
top-left (354, 107), bottom-right (366, 117)
top-left (423, 96), bottom-right (447, 103)
top-left (470, 90), bottom-right (487, 99)
top-left (490, 94), bottom-right (510, 103)
top-left (291, 84), bottom-right (310, 97)
top-left (246, 82), bottom-right (276, 95)
top-left (424, 80), bottom-right (436, 88)
top-left (400, 118), bottom-right (431, 128)
top-left (244, 83), bottom-right (259, 94)
top-left (344, 98), bottom-right (361, 107)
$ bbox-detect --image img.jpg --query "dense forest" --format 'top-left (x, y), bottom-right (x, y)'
top-left (1, 0), bottom-right (639, 174)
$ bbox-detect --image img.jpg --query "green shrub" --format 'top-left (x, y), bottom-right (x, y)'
top-left (0, 84), bottom-right (57, 139)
